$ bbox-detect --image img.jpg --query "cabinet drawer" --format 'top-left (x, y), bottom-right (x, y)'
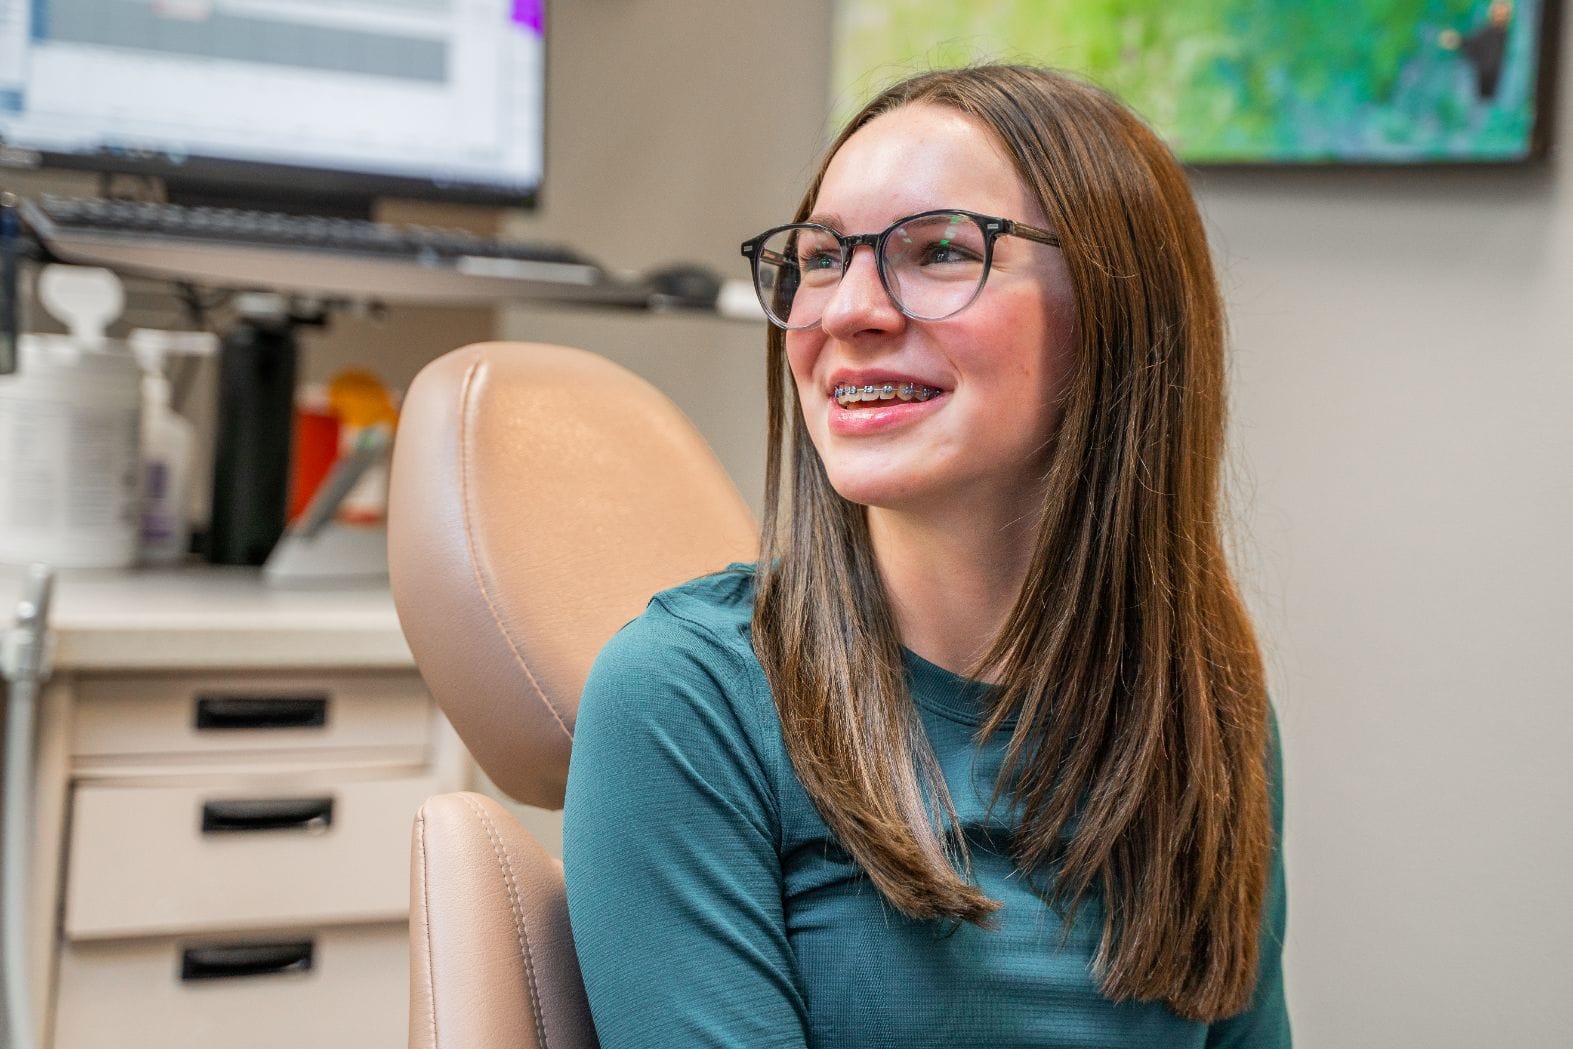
top-left (65, 773), bottom-right (434, 940)
top-left (72, 672), bottom-right (431, 764)
top-left (53, 924), bottom-right (406, 1049)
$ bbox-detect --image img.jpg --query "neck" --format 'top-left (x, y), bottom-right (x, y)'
top-left (867, 491), bottom-right (1041, 683)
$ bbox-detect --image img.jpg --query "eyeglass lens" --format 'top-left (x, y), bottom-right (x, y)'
top-left (753, 212), bottom-right (989, 329)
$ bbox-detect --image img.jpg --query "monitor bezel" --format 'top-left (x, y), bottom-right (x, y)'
top-left (1, 0), bottom-right (548, 219)
top-left (17, 145), bottom-right (541, 218)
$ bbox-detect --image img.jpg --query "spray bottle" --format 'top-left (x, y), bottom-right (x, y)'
top-left (129, 330), bottom-right (212, 564)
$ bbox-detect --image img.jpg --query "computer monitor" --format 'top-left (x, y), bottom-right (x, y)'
top-left (0, 0), bottom-right (546, 216)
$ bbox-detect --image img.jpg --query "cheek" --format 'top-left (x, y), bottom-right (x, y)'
top-left (1041, 312), bottom-right (1077, 390)
top-left (990, 290), bottom-right (1076, 438)
top-left (784, 332), bottom-right (823, 400)
top-left (1022, 275), bottom-right (1077, 384)
top-left (990, 287), bottom-right (1070, 373)
top-left (1031, 319), bottom-right (1076, 428)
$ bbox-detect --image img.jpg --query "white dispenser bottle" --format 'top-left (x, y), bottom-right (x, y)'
top-left (129, 329), bottom-right (213, 565)
top-left (0, 266), bottom-right (142, 568)
top-left (133, 345), bottom-right (195, 563)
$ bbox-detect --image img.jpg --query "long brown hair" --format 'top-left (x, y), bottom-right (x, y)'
top-left (752, 66), bottom-right (1272, 1022)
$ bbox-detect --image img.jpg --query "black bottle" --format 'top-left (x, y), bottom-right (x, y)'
top-left (207, 294), bottom-right (297, 565)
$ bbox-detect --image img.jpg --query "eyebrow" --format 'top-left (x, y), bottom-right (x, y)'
top-left (803, 212), bottom-right (844, 230)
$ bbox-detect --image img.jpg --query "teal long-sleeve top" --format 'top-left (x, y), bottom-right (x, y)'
top-left (563, 566), bottom-right (1290, 1048)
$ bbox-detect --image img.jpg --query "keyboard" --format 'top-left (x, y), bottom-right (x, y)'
top-left (26, 195), bottom-right (594, 267)
top-left (20, 194), bottom-right (630, 306)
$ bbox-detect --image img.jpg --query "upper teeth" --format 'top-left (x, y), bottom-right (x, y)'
top-left (833, 382), bottom-right (938, 407)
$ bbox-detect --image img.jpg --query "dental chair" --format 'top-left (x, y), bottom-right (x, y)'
top-left (387, 342), bottom-right (758, 1049)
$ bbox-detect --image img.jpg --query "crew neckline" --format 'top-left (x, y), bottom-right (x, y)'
top-left (900, 647), bottom-right (1015, 728)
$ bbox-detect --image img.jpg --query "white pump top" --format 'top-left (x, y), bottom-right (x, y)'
top-left (36, 266), bottom-right (125, 350)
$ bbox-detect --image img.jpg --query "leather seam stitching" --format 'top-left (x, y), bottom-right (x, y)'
top-left (459, 793), bottom-right (551, 1049)
top-left (456, 353), bottom-right (574, 743)
top-left (417, 808), bottom-right (439, 1049)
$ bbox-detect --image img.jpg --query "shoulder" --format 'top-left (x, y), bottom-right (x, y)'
top-left (576, 562), bottom-right (772, 746)
top-left (571, 562), bottom-right (784, 826)
top-left (585, 563), bottom-right (757, 695)
top-left (645, 561), bottom-right (758, 646)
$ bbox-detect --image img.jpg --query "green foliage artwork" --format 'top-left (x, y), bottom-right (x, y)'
top-left (831, 0), bottom-right (1549, 162)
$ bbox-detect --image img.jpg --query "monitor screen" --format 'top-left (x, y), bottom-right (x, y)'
top-left (0, 0), bottom-right (546, 210)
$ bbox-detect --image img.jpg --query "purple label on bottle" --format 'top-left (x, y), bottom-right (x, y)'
top-left (512, 0), bottom-right (543, 34)
top-left (146, 461), bottom-right (168, 499)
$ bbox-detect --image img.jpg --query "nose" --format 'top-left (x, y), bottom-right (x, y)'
top-left (819, 242), bottom-right (905, 338)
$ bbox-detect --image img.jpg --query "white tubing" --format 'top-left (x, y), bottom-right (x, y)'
top-left (2, 564), bottom-right (53, 1049)
top-left (2, 676), bottom-right (37, 1049)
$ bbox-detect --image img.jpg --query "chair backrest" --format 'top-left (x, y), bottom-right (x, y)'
top-left (389, 341), bottom-right (758, 808)
top-left (407, 791), bottom-right (592, 1049)
top-left (389, 342), bottom-right (758, 1049)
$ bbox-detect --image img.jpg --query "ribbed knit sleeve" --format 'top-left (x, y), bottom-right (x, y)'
top-left (563, 594), bottom-right (811, 1049)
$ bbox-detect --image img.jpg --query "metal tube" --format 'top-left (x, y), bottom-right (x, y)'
top-left (1, 564), bottom-right (55, 1049)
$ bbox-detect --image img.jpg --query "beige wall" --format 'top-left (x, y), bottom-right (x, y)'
top-left (502, 5), bottom-right (1573, 1048)
top-left (1195, 10), bottom-right (1573, 1044)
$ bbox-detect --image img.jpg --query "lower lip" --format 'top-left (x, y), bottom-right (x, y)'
top-left (826, 393), bottom-right (946, 436)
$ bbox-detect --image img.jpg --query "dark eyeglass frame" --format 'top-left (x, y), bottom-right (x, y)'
top-left (739, 208), bottom-right (1062, 330)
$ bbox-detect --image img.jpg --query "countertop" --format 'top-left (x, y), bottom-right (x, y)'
top-left (0, 564), bottom-right (413, 671)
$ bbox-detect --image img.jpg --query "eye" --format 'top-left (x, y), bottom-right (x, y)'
top-left (798, 247), bottom-right (841, 272)
top-left (792, 231), bottom-right (843, 284)
top-left (916, 238), bottom-right (981, 266)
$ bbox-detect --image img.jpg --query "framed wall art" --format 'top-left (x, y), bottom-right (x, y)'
top-left (832, 0), bottom-right (1557, 164)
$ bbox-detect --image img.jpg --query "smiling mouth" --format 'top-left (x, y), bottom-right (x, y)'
top-left (833, 382), bottom-right (942, 408)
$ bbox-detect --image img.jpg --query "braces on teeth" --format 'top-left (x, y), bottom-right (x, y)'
top-left (833, 382), bottom-right (939, 407)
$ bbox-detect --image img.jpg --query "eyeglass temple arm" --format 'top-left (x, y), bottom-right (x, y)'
top-left (741, 240), bottom-right (796, 267)
top-left (1006, 220), bottom-right (1057, 248)
top-left (1008, 220), bottom-right (1061, 248)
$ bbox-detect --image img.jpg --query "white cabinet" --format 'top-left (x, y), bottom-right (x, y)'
top-left (55, 926), bottom-right (410, 1049)
top-left (6, 570), bottom-right (465, 1049)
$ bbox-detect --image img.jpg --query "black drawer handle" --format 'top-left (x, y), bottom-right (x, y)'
top-left (195, 694), bottom-right (328, 730)
top-left (181, 940), bottom-right (315, 981)
top-left (200, 796), bottom-right (335, 834)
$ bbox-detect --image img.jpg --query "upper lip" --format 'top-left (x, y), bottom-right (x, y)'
top-left (826, 369), bottom-right (947, 395)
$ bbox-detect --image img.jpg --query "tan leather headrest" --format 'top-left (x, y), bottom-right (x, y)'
top-left (389, 342), bottom-right (758, 808)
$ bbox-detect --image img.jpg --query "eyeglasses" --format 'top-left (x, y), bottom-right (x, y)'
top-left (739, 208), bottom-right (1061, 330)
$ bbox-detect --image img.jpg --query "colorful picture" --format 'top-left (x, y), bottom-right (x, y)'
top-left (832, 0), bottom-right (1551, 163)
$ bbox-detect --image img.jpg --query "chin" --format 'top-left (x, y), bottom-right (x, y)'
top-left (822, 463), bottom-right (932, 511)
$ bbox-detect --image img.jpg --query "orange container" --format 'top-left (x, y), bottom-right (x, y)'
top-left (287, 404), bottom-right (341, 524)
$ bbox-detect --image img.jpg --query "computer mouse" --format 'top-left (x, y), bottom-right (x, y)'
top-left (645, 263), bottom-right (723, 309)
